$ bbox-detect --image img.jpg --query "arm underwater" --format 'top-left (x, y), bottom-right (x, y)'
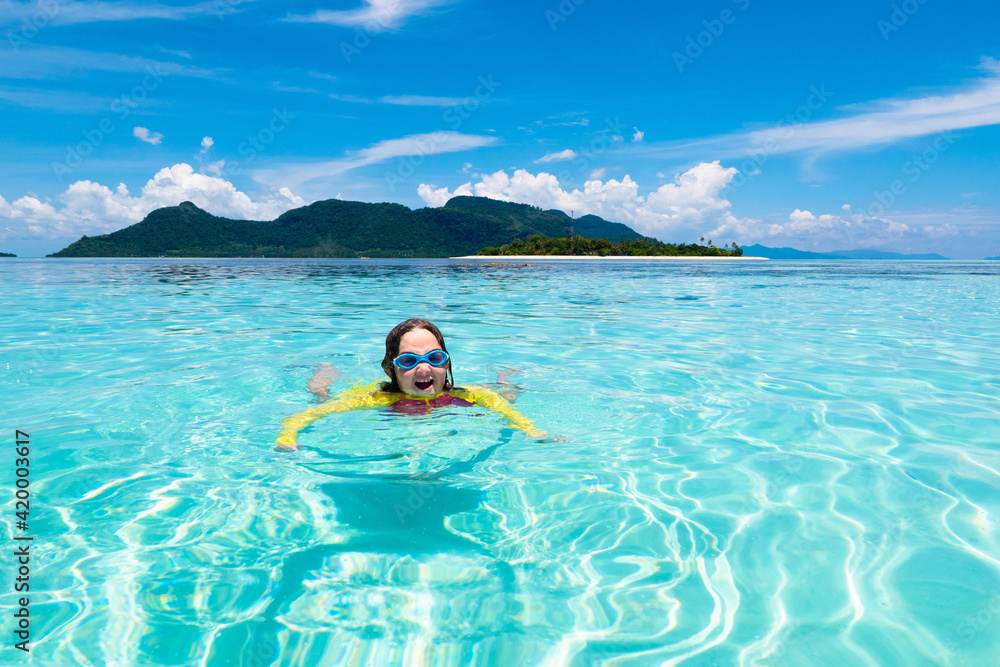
top-left (275, 381), bottom-right (546, 449)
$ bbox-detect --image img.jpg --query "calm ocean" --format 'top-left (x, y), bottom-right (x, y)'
top-left (2, 258), bottom-right (998, 666)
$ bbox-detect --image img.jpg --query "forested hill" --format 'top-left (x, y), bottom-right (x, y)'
top-left (49, 197), bottom-right (647, 258)
top-left (442, 196), bottom-right (644, 242)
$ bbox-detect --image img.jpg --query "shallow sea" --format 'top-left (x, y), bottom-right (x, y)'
top-left (1, 258), bottom-right (999, 666)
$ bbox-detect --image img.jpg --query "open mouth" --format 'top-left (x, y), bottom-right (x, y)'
top-left (414, 379), bottom-right (434, 391)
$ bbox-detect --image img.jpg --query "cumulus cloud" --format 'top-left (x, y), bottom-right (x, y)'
top-left (200, 136), bottom-right (214, 152)
top-left (284, 0), bottom-right (450, 31)
top-left (418, 161), bottom-right (742, 239)
top-left (416, 182), bottom-right (474, 207)
top-left (0, 163), bottom-right (306, 243)
top-left (535, 149), bottom-right (577, 164)
top-left (416, 162), bottom-right (931, 250)
top-left (133, 127), bottom-right (163, 145)
top-left (633, 128), bottom-right (644, 142)
top-left (205, 160), bottom-right (226, 176)
top-left (765, 207), bottom-right (910, 248)
top-left (700, 204), bottom-right (912, 250)
top-left (921, 223), bottom-right (959, 239)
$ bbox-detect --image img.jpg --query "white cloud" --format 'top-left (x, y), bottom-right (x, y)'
top-left (589, 168), bottom-right (607, 179)
top-left (534, 112), bottom-right (590, 128)
top-left (922, 223), bottom-right (959, 239)
top-left (205, 160), bottom-right (226, 176)
top-left (535, 149), bottom-right (577, 164)
top-left (0, 44), bottom-right (221, 81)
top-left (767, 207), bottom-right (910, 248)
top-left (0, 164), bottom-right (306, 243)
top-left (379, 95), bottom-right (474, 107)
top-left (418, 161), bottom-right (742, 240)
top-left (308, 71), bottom-right (338, 82)
top-left (415, 162), bottom-right (938, 251)
top-left (324, 93), bottom-right (478, 107)
top-left (0, 86), bottom-right (111, 113)
top-left (633, 128), bottom-right (644, 142)
top-left (0, 1), bottom-right (246, 28)
top-left (196, 137), bottom-right (221, 175)
top-left (701, 204), bottom-right (912, 251)
top-left (416, 182), bottom-right (474, 207)
top-left (638, 58), bottom-right (1000, 162)
top-left (133, 127), bottom-right (163, 145)
top-left (256, 131), bottom-right (499, 189)
top-left (328, 93), bottom-right (376, 104)
top-left (160, 48), bottom-right (192, 60)
top-left (284, 0), bottom-right (450, 31)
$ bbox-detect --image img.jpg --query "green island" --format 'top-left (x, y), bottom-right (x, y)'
top-left (479, 235), bottom-right (742, 257)
top-left (47, 195), bottom-right (734, 258)
top-left (0, 252), bottom-right (16, 257)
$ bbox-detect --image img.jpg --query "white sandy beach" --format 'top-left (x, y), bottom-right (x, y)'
top-left (450, 255), bottom-right (769, 260)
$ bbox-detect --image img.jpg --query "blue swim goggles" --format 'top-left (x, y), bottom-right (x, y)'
top-left (392, 349), bottom-right (449, 370)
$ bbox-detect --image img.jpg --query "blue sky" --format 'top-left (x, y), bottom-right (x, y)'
top-left (1, 0), bottom-right (999, 258)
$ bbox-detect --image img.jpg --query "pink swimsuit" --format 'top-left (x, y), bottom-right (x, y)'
top-left (389, 394), bottom-right (475, 415)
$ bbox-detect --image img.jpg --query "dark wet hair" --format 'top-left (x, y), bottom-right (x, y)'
top-left (380, 318), bottom-right (454, 392)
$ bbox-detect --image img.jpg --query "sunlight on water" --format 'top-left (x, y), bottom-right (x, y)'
top-left (1, 258), bottom-right (999, 665)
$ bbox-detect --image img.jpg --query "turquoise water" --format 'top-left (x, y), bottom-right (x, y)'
top-left (2, 258), bottom-right (999, 666)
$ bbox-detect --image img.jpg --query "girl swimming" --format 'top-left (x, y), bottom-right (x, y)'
top-left (275, 319), bottom-right (544, 450)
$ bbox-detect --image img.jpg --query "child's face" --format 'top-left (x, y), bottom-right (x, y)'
top-left (394, 328), bottom-right (448, 395)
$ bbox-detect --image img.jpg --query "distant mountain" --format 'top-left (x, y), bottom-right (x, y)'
top-left (741, 244), bottom-right (836, 259)
top-left (48, 197), bottom-right (648, 258)
top-left (0, 252), bottom-right (16, 257)
top-left (826, 248), bottom-right (949, 260)
top-left (986, 256), bottom-right (1000, 260)
top-left (742, 244), bottom-right (949, 260)
top-left (443, 197), bottom-right (645, 241)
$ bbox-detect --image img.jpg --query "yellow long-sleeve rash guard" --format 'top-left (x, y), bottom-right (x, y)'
top-left (275, 381), bottom-right (545, 449)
